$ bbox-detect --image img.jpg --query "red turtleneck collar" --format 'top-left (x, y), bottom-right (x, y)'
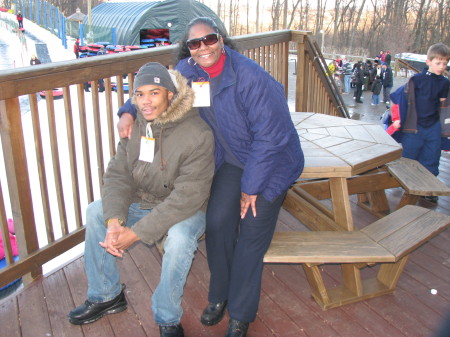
top-left (200, 52), bottom-right (226, 78)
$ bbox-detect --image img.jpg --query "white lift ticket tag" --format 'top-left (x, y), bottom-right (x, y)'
top-left (192, 81), bottom-right (211, 107)
top-left (139, 136), bottom-right (155, 162)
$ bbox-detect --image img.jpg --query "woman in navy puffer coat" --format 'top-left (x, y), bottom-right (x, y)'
top-left (116, 17), bottom-right (304, 337)
top-left (176, 17), bottom-right (304, 337)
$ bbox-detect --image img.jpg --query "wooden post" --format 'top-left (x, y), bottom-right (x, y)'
top-left (292, 32), bottom-right (307, 112)
top-left (0, 98), bottom-right (41, 283)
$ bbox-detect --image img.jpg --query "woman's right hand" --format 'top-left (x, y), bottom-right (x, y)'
top-left (117, 112), bottom-right (135, 139)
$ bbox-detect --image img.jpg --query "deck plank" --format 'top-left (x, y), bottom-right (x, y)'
top-left (42, 269), bottom-right (84, 337)
top-left (0, 295), bottom-right (20, 337)
top-left (119, 245), bottom-right (160, 337)
top-left (17, 281), bottom-right (51, 337)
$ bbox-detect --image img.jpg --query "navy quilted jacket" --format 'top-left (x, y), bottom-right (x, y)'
top-left (175, 46), bottom-right (304, 201)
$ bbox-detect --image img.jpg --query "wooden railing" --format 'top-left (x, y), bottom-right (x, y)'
top-left (394, 58), bottom-right (420, 77)
top-left (0, 30), bottom-right (347, 289)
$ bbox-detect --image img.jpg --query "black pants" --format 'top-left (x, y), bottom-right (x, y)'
top-left (355, 83), bottom-right (363, 102)
top-left (205, 163), bottom-right (285, 322)
top-left (98, 79), bottom-right (105, 92)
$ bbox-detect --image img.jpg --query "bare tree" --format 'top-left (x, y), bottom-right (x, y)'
top-left (283, 0), bottom-right (288, 29)
top-left (348, 0), bottom-right (366, 51)
top-left (228, 0), bottom-right (233, 34)
top-left (217, 0), bottom-right (222, 19)
top-left (203, 0), bottom-right (448, 55)
top-left (286, 0), bottom-right (302, 29)
top-left (271, 0), bottom-right (282, 30)
top-left (256, 0), bottom-right (260, 33)
top-left (246, 0), bottom-right (249, 33)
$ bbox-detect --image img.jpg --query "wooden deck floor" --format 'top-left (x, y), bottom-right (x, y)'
top-left (2, 154), bottom-right (450, 337)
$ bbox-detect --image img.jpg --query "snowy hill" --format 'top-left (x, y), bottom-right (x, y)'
top-left (0, 11), bottom-right (74, 70)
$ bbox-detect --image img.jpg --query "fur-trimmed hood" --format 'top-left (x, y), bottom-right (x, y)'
top-left (134, 70), bottom-right (196, 126)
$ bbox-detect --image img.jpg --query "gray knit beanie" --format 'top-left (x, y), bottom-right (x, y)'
top-left (134, 62), bottom-right (177, 93)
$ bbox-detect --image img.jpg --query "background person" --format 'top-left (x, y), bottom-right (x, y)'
top-left (371, 75), bottom-right (382, 105)
top-left (353, 62), bottom-right (364, 103)
top-left (389, 43), bottom-right (450, 202)
top-left (96, 46), bottom-right (106, 92)
top-left (343, 59), bottom-right (353, 94)
top-left (74, 38), bottom-right (80, 59)
top-left (30, 54), bottom-right (41, 65)
top-left (16, 11), bottom-right (23, 29)
top-left (381, 62), bottom-right (393, 104)
top-left (385, 50), bottom-right (392, 65)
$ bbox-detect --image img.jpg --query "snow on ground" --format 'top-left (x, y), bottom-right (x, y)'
top-left (0, 11), bottom-right (75, 68)
top-left (1, 14), bottom-right (125, 274)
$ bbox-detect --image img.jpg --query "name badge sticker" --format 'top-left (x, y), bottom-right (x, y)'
top-left (192, 81), bottom-right (211, 107)
top-left (139, 136), bottom-right (155, 162)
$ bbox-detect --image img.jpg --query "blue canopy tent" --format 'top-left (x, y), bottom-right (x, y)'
top-left (84, 0), bottom-right (226, 46)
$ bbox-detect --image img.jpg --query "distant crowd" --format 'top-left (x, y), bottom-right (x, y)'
top-left (327, 50), bottom-right (394, 106)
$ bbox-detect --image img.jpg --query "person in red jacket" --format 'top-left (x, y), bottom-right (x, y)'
top-left (16, 11), bottom-right (23, 29)
top-left (74, 38), bottom-right (80, 59)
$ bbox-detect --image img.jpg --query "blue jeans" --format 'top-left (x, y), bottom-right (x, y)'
top-left (344, 74), bottom-right (351, 93)
top-left (84, 200), bottom-right (206, 326)
top-left (372, 94), bottom-right (380, 105)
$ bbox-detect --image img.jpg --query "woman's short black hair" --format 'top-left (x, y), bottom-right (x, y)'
top-left (176, 17), bottom-right (236, 61)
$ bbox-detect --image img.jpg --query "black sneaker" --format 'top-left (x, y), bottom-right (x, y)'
top-left (159, 323), bottom-right (184, 337)
top-left (68, 285), bottom-right (127, 325)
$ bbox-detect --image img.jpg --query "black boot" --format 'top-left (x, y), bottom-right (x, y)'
top-left (68, 285), bottom-right (127, 325)
top-left (225, 319), bottom-right (249, 337)
top-left (200, 301), bottom-right (227, 326)
top-left (159, 323), bottom-right (184, 337)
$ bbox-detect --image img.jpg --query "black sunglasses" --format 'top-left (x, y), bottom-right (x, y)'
top-left (186, 33), bottom-right (220, 50)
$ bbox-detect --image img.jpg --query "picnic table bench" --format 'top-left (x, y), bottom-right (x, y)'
top-left (356, 157), bottom-right (450, 216)
top-left (264, 205), bottom-right (450, 309)
top-left (295, 157), bottom-right (450, 221)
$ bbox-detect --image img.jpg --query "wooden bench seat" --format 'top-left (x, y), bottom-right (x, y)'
top-left (386, 157), bottom-right (450, 197)
top-left (385, 157), bottom-right (450, 208)
top-left (357, 158), bottom-right (450, 216)
top-left (264, 231), bottom-right (395, 264)
top-left (264, 205), bottom-right (450, 310)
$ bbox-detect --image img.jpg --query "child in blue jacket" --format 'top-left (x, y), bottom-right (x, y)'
top-left (389, 43), bottom-right (449, 201)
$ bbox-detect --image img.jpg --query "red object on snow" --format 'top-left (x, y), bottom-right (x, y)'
top-left (39, 89), bottom-right (63, 99)
top-left (0, 219), bottom-right (19, 259)
top-left (126, 45), bottom-right (141, 51)
top-left (7, 219), bottom-right (14, 234)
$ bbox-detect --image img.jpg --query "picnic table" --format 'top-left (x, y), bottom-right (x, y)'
top-left (286, 112), bottom-right (402, 231)
top-left (265, 112), bottom-right (450, 309)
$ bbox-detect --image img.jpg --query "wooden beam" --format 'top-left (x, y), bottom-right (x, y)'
top-left (0, 98), bottom-right (41, 282)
